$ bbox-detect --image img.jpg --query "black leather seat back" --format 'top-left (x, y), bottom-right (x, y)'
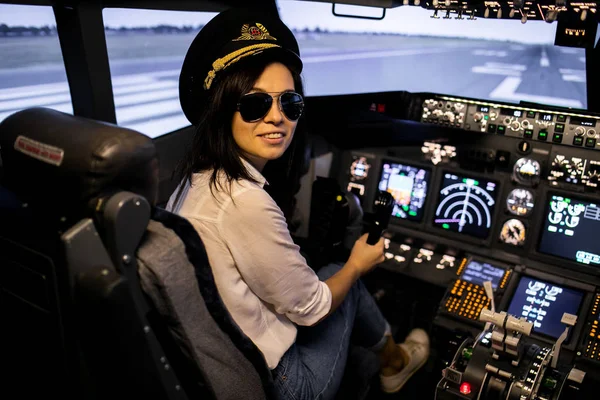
top-left (0, 108), bottom-right (182, 399)
top-left (0, 107), bottom-right (272, 400)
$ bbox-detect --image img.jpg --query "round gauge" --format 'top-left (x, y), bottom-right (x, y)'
top-left (565, 157), bottom-right (585, 184)
top-left (499, 219), bottom-right (526, 246)
top-left (350, 157), bottom-right (370, 180)
top-left (513, 158), bottom-right (541, 185)
top-left (585, 169), bottom-right (600, 188)
top-left (549, 155), bottom-right (585, 184)
top-left (506, 188), bottom-right (535, 216)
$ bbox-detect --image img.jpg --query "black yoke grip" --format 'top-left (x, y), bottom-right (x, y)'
top-left (367, 191), bottom-right (394, 245)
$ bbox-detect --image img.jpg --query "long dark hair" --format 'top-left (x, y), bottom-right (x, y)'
top-left (172, 55), bottom-right (307, 223)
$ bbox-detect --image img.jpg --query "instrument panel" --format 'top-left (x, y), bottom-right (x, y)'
top-left (423, 97), bottom-right (599, 151)
top-left (337, 92), bottom-right (600, 372)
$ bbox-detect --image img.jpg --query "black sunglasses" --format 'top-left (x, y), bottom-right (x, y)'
top-left (236, 91), bottom-right (304, 122)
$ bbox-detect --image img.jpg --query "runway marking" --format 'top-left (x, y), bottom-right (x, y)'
top-left (485, 62), bottom-right (527, 71)
top-left (471, 62), bottom-right (526, 76)
top-left (0, 70), bottom-right (188, 135)
top-left (126, 114), bottom-right (191, 138)
top-left (142, 69), bottom-right (180, 78)
top-left (302, 47), bottom-right (454, 63)
top-left (489, 77), bottom-right (583, 108)
top-left (472, 49), bottom-right (507, 57)
top-left (0, 74), bottom-right (159, 101)
top-left (472, 58), bottom-right (584, 108)
top-left (0, 81), bottom-right (69, 101)
top-left (116, 99), bottom-right (181, 124)
top-left (0, 82), bottom-right (178, 113)
top-left (540, 48), bottom-right (550, 67)
top-left (0, 102), bottom-right (73, 122)
top-left (559, 68), bottom-right (586, 83)
top-left (559, 48), bottom-right (580, 54)
top-left (116, 88), bottom-right (179, 107)
top-left (0, 92), bottom-right (71, 111)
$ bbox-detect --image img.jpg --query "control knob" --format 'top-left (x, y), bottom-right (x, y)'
top-left (510, 120), bottom-right (521, 131)
top-left (473, 113), bottom-right (484, 123)
top-left (575, 126), bottom-right (586, 136)
top-left (432, 109), bottom-right (444, 120)
top-left (588, 129), bottom-right (597, 138)
top-left (453, 103), bottom-right (465, 112)
top-left (436, 255), bottom-right (456, 270)
top-left (414, 248), bottom-right (434, 264)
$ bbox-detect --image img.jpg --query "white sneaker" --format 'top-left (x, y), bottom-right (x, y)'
top-left (380, 328), bottom-right (430, 393)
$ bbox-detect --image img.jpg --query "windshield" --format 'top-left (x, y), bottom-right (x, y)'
top-left (277, 1), bottom-right (588, 110)
top-left (0, 2), bottom-right (590, 136)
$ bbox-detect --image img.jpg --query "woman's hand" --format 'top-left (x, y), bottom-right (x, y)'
top-left (319, 233), bottom-right (385, 322)
top-left (346, 233), bottom-right (385, 277)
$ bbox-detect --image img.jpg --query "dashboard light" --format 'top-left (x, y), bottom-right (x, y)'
top-left (460, 382), bottom-right (472, 395)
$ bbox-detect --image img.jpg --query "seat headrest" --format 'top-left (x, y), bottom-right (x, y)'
top-left (0, 107), bottom-right (158, 223)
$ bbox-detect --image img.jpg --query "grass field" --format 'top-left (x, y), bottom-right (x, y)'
top-left (0, 31), bottom-right (508, 70)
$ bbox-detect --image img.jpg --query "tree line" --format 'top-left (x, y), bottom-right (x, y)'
top-left (0, 24), bottom-right (55, 36)
top-left (0, 24), bottom-right (368, 37)
top-left (0, 23), bottom-right (434, 38)
top-left (0, 24), bottom-right (205, 36)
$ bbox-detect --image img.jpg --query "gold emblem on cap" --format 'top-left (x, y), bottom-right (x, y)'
top-left (204, 43), bottom-right (280, 90)
top-left (233, 23), bottom-right (277, 41)
top-left (203, 23), bottom-right (280, 90)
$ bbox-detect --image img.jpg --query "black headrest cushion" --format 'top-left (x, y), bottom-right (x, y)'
top-left (0, 107), bottom-right (158, 222)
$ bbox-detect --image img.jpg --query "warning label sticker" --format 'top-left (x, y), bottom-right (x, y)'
top-left (14, 135), bottom-right (64, 166)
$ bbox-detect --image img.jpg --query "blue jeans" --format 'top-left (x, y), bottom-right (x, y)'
top-left (272, 263), bottom-right (391, 400)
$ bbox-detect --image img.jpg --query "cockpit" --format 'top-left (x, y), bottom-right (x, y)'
top-left (1, 1), bottom-right (599, 399)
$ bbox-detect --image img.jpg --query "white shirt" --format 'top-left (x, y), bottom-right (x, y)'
top-left (166, 160), bottom-right (332, 369)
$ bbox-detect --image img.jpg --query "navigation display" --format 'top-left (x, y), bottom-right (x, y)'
top-left (378, 161), bottom-right (430, 222)
top-left (433, 172), bottom-right (499, 238)
top-left (506, 276), bottom-right (583, 340)
top-left (538, 194), bottom-right (600, 266)
top-left (461, 260), bottom-right (505, 289)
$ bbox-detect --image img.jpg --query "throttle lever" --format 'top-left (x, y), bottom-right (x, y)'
top-left (367, 191), bottom-right (394, 245)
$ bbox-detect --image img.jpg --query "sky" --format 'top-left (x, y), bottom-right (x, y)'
top-left (0, 1), bottom-right (564, 44)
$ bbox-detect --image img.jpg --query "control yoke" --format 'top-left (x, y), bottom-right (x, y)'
top-left (367, 191), bottom-right (394, 245)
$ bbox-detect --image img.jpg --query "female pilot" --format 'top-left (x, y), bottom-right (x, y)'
top-left (168, 6), bottom-right (429, 398)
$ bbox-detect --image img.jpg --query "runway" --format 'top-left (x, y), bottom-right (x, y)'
top-left (0, 40), bottom-right (587, 138)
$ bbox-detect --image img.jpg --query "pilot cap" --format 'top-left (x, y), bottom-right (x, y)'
top-left (179, 7), bottom-right (303, 125)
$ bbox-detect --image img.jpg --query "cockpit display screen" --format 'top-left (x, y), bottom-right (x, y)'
top-left (506, 276), bottom-right (583, 340)
top-left (433, 172), bottom-right (498, 238)
top-left (538, 194), bottom-right (600, 267)
top-left (378, 161), bottom-right (430, 222)
top-left (500, 107), bottom-right (523, 118)
top-left (461, 260), bottom-right (505, 289)
top-left (570, 117), bottom-right (596, 127)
